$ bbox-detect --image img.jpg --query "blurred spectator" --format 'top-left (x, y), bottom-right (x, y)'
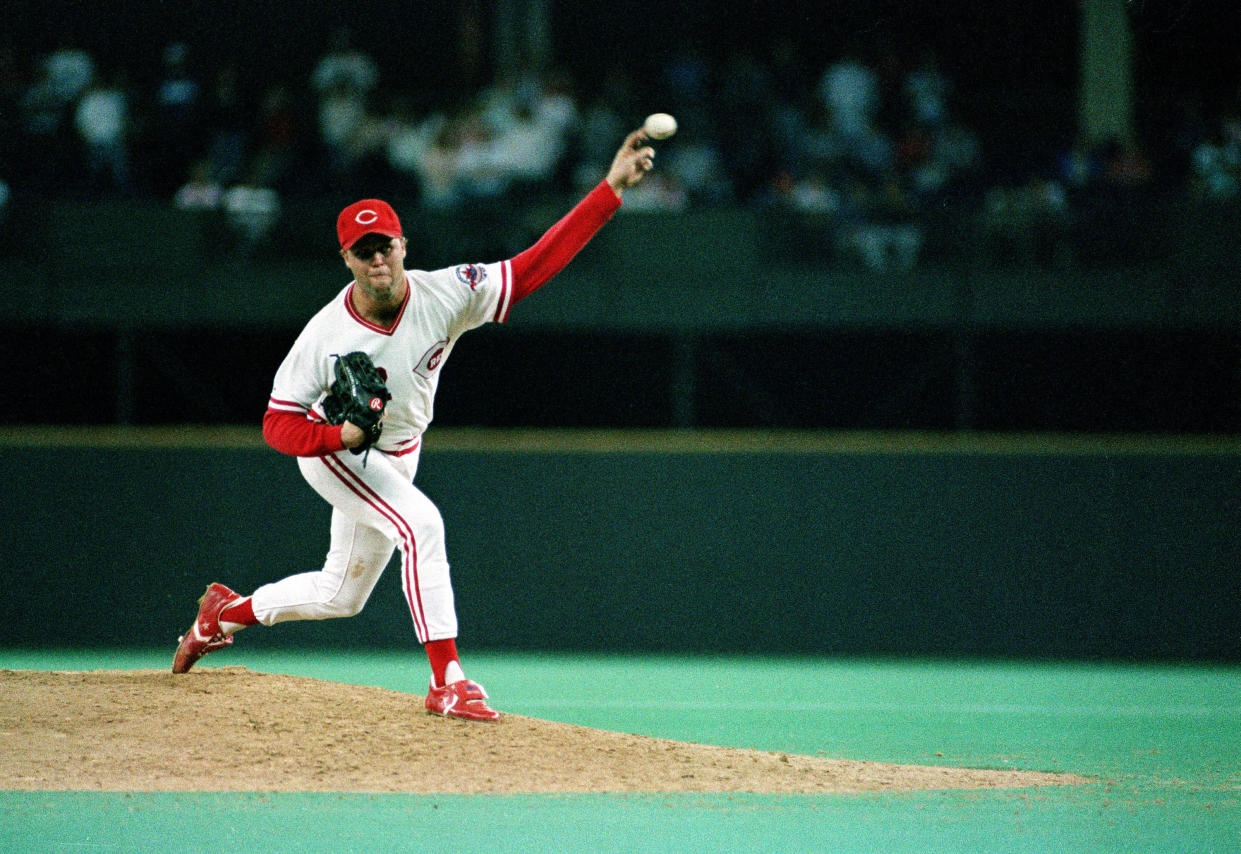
top-left (381, 95), bottom-right (434, 199)
top-left (221, 170), bottom-right (281, 254)
top-left (816, 38), bottom-right (903, 210)
top-left (768, 37), bottom-right (812, 176)
top-left (663, 125), bottom-right (731, 205)
top-left (776, 169), bottom-right (843, 214)
top-left (174, 158), bottom-right (226, 259)
top-left (818, 40), bottom-right (880, 143)
top-left (614, 172), bottom-right (687, 212)
top-left (381, 62), bottom-right (579, 206)
top-left (73, 67), bottom-right (134, 194)
top-left (903, 48), bottom-right (952, 128)
top-left (487, 83), bottom-right (574, 197)
top-left (475, 65), bottom-right (576, 147)
top-left (154, 43), bottom-right (200, 124)
top-left (850, 123), bottom-right (897, 183)
top-left (410, 117), bottom-right (467, 209)
top-left (570, 72), bottom-right (629, 192)
top-left (204, 65), bottom-right (249, 186)
top-left (316, 79), bottom-right (368, 181)
top-left (18, 62), bottom-right (74, 189)
top-left (538, 68), bottom-right (579, 137)
top-left (795, 100), bottom-right (848, 180)
top-left (310, 29), bottom-right (379, 188)
top-left (148, 42), bottom-right (203, 198)
top-left (311, 27), bottom-right (379, 98)
top-left (474, 68), bottom-right (524, 133)
top-left (17, 40), bottom-right (97, 190)
top-left (347, 94), bottom-right (406, 193)
top-left (452, 109), bottom-right (507, 200)
top-left (488, 98), bottom-right (562, 191)
top-left (44, 38), bottom-right (95, 106)
top-left (912, 119), bottom-right (984, 205)
top-left (836, 171), bottom-right (923, 271)
top-left (1189, 112), bottom-right (1241, 201)
top-left (389, 107), bottom-right (488, 208)
top-left (1190, 143), bottom-right (1236, 200)
top-left (174, 159), bottom-right (223, 210)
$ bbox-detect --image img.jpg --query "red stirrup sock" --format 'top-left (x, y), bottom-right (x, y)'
top-left (219, 597), bottom-right (258, 635)
top-left (425, 638), bottom-right (461, 688)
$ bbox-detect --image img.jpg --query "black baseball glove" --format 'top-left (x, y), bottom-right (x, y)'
top-left (322, 351), bottom-right (391, 459)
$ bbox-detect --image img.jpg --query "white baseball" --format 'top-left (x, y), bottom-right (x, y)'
top-left (643, 113), bottom-right (678, 140)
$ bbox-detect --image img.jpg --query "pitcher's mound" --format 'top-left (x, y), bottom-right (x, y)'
top-left (1, 668), bottom-right (1086, 793)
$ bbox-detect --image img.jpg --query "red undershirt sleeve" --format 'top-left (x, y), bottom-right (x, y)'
top-left (263, 407), bottom-right (345, 456)
top-left (508, 179), bottom-right (622, 305)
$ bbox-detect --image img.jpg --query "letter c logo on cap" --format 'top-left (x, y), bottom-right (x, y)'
top-left (355, 210), bottom-right (379, 225)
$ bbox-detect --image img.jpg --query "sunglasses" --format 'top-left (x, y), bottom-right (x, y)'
top-left (349, 238), bottom-right (398, 260)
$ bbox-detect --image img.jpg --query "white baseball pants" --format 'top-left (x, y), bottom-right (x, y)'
top-left (249, 445), bottom-right (457, 642)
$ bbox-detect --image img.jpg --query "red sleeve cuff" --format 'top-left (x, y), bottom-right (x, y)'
top-left (263, 407), bottom-right (345, 456)
top-left (592, 178), bottom-right (624, 211)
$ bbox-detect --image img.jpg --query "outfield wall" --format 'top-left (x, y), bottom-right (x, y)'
top-left (4, 198), bottom-right (1241, 435)
top-left (2, 429), bottom-right (1237, 661)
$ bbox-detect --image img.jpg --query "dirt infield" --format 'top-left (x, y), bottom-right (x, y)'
top-left (1, 668), bottom-right (1087, 793)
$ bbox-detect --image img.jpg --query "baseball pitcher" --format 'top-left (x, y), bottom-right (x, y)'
top-left (173, 128), bottom-right (657, 721)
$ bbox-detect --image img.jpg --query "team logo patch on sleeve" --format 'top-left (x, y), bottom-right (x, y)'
top-left (455, 263), bottom-right (487, 290)
top-left (414, 338), bottom-right (450, 378)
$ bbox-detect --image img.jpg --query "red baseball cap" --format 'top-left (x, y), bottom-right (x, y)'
top-left (336, 199), bottom-right (403, 250)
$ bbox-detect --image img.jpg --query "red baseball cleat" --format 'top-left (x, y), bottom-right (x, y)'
top-left (172, 583), bottom-right (241, 674)
top-left (425, 679), bottom-right (501, 721)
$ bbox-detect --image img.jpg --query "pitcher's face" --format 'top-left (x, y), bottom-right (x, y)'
top-left (343, 235), bottom-right (408, 305)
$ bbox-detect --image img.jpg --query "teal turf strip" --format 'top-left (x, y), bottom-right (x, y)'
top-left (2, 651), bottom-right (1238, 854)
top-left (2, 790), bottom-right (1237, 854)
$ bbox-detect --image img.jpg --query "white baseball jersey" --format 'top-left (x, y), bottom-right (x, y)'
top-left (267, 260), bottom-right (514, 452)
top-left (249, 180), bottom-right (620, 650)
top-left (253, 260), bottom-right (514, 643)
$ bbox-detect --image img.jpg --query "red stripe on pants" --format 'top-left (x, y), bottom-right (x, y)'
top-left (320, 454), bottom-right (429, 641)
